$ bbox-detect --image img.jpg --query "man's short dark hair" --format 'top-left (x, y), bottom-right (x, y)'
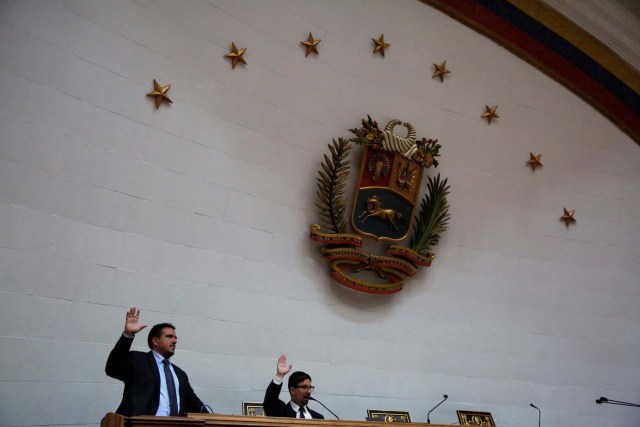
top-left (147, 323), bottom-right (176, 349)
top-left (288, 371), bottom-right (312, 389)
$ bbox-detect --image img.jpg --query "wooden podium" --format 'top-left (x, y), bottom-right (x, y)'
top-left (101, 413), bottom-right (453, 427)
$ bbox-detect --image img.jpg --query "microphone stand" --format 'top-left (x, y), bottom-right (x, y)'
top-left (427, 395), bottom-right (448, 424)
top-left (530, 403), bottom-right (540, 427)
top-left (596, 397), bottom-right (640, 408)
top-left (200, 404), bottom-right (214, 413)
top-left (308, 396), bottom-right (340, 420)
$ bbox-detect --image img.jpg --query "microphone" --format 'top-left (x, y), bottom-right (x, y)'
top-left (308, 396), bottom-right (340, 420)
top-left (595, 397), bottom-right (640, 407)
top-left (427, 394), bottom-right (448, 423)
top-left (530, 403), bottom-right (540, 427)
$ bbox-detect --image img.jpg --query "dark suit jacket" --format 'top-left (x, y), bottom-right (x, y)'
top-left (262, 380), bottom-right (324, 419)
top-left (105, 334), bottom-right (207, 416)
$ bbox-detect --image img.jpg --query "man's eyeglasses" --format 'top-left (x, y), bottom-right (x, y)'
top-left (294, 385), bottom-right (315, 392)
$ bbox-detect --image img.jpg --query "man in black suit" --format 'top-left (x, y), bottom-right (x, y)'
top-left (105, 307), bottom-right (209, 416)
top-left (263, 355), bottom-right (324, 419)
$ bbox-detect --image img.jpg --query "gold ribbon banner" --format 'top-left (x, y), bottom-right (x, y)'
top-left (310, 224), bottom-right (433, 294)
top-left (309, 224), bottom-right (363, 247)
top-left (387, 244), bottom-right (434, 266)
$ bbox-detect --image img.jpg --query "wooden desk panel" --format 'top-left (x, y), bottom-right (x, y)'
top-left (102, 413), bottom-right (452, 427)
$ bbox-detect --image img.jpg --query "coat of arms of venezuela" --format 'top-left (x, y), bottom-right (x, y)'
top-left (310, 116), bottom-right (451, 294)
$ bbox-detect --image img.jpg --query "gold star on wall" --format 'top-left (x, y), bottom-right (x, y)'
top-left (432, 61), bottom-right (451, 82)
top-left (225, 42), bottom-right (247, 69)
top-left (372, 34), bottom-right (390, 57)
top-left (301, 32), bottom-right (321, 57)
top-left (526, 153), bottom-right (543, 171)
top-left (481, 105), bottom-right (499, 124)
top-left (560, 208), bottom-right (577, 227)
top-left (146, 79), bottom-right (172, 109)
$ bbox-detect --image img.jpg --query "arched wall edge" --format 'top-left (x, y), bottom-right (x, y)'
top-left (420, 0), bottom-right (640, 146)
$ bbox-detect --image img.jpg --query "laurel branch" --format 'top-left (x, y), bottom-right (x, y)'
top-left (410, 173), bottom-right (451, 255)
top-left (315, 138), bottom-right (352, 233)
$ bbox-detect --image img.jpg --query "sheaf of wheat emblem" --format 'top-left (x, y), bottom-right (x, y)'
top-left (310, 116), bottom-right (451, 294)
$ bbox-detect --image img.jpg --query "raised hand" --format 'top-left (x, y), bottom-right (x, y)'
top-left (276, 354), bottom-right (292, 379)
top-left (124, 307), bottom-right (148, 336)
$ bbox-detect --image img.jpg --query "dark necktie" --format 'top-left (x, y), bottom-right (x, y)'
top-left (162, 359), bottom-right (179, 416)
top-left (299, 407), bottom-right (305, 419)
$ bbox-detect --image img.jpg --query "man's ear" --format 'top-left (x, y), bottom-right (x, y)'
top-left (151, 336), bottom-right (158, 348)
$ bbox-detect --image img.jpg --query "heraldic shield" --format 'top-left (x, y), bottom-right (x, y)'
top-left (310, 116), bottom-right (449, 294)
top-left (352, 145), bottom-right (424, 241)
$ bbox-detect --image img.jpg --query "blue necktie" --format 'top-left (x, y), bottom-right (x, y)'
top-left (162, 359), bottom-right (179, 416)
top-left (299, 407), bottom-right (305, 419)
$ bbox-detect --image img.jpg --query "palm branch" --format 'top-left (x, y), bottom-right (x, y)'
top-left (410, 173), bottom-right (451, 254)
top-left (315, 138), bottom-right (352, 233)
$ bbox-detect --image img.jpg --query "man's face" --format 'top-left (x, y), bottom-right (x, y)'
top-left (152, 327), bottom-right (177, 358)
top-left (289, 378), bottom-right (313, 407)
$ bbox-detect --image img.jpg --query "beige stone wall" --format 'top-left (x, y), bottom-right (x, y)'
top-left (0, 1), bottom-right (638, 426)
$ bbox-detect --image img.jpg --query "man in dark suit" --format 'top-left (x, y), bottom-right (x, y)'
top-left (263, 355), bottom-right (324, 419)
top-left (105, 307), bottom-right (210, 416)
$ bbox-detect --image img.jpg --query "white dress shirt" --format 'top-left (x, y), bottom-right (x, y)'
top-left (152, 350), bottom-right (181, 416)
